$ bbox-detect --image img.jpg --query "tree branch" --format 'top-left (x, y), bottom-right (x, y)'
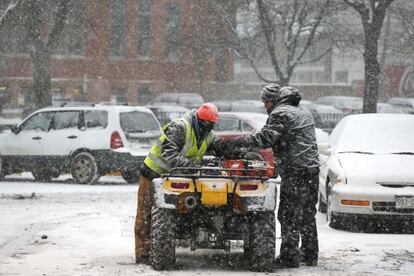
top-left (236, 51), bottom-right (276, 83)
top-left (291, 0), bottom-right (331, 69)
top-left (0, 0), bottom-right (21, 29)
top-left (256, 0), bottom-right (285, 81)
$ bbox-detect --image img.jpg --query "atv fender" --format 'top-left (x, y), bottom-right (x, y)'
top-left (239, 179), bottom-right (277, 212)
top-left (152, 178), bottom-right (179, 209)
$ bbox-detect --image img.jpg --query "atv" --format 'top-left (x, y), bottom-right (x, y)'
top-left (150, 158), bottom-right (277, 272)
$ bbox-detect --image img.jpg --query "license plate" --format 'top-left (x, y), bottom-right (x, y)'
top-left (395, 195), bottom-right (414, 209)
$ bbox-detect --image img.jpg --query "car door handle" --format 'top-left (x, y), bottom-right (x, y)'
top-left (67, 135), bottom-right (78, 139)
top-left (32, 136), bottom-right (42, 140)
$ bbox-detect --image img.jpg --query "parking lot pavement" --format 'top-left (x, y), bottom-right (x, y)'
top-left (0, 179), bottom-right (413, 276)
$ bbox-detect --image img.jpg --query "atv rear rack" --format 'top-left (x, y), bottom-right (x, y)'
top-left (161, 167), bottom-right (269, 181)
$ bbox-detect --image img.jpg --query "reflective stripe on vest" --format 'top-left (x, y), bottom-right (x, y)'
top-left (144, 118), bottom-right (215, 175)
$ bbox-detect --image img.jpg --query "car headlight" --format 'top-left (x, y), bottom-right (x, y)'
top-left (335, 178), bottom-right (347, 186)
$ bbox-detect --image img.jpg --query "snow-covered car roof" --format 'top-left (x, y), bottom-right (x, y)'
top-left (377, 103), bottom-right (406, 113)
top-left (331, 114), bottom-right (414, 154)
top-left (219, 112), bottom-right (268, 129)
top-left (310, 104), bottom-right (344, 114)
top-left (33, 104), bottom-right (154, 114)
top-left (388, 97), bottom-right (414, 104)
top-left (147, 104), bottom-right (189, 112)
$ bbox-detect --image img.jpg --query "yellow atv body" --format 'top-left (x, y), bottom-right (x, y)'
top-left (150, 165), bottom-right (277, 272)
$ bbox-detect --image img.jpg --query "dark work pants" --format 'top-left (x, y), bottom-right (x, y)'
top-left (277, 168), bottom-right (319, 263)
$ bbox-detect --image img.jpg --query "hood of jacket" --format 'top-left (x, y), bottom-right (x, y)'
top-left (269, 87), bottom-right (302, 112)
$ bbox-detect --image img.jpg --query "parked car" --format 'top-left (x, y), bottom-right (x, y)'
top-left (318, 114), bottom-right (414, 231)
top-left (147, 104), bottom-right (189, 126)
top-left (152, 93), bottom-right (204, 109)
top-left (301, 100), bottom-right (345, 133)
top-left (377, 103), bottom-right (406, 114)
top-left (211, 100), bottom-right (266, 114)
top-left (0, 104), bottom-right (162, 184)
top-left (315, 96), bottom-right (362, 114)
top-left (387, 97), bottom-right (414, 114)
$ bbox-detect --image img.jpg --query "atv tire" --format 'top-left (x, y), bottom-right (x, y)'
top-left (248, 211), bottom-right (275, 272)
top-left (150, 206), bottom-right (176, 270)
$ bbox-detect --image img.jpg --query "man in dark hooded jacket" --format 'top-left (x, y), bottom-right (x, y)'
top-left (226, 84), bottom-right (320, 268)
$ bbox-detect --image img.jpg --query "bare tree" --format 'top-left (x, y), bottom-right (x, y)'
top-left (254, 0), bottom-right (343, 85)
top-left (389, 0), bottom-right (414, 55)
top-left (0, 0), bottom-right (70, 108)
top-left (344, 0), bottom-right (396, 113)
top-left (186, 0), bottom-right (342, 86)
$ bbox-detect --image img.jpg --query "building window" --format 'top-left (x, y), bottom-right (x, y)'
top-left (111, 88), bottom-right (128, 103)
top-left (165, 3), bottom-right (181, 63)
top-left (215, 50), bottom-right (228, 82)
top-left (335, 71), bottom-right (348, 84)
top-left (137, 0), bottom-right (153, 58)
top-left (53, 0), bottom-right (86, 56)
top-left (138, 85), bottom-right (151, 104)
top-left (110, 0), bottom-right (127, 58)
top-left (0, 2), bottom-right (30, 54)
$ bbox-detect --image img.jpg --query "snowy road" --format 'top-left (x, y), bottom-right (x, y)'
top-left (0, 174), bottom-right (413, 276)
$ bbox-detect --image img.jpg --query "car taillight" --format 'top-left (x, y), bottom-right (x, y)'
top-left (239, 184), bottom-right (258, 191)
top-left (110, 131), bottom-right (124, 149)
top-left (171, 182), bottom-right (190, 189)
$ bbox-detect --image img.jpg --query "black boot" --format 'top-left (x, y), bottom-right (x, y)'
top-left (136, 255), bottom-right (150, 265)
top-left (274, 256), bottom-right (300, 268)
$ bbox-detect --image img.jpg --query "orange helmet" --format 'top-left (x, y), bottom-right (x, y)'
top-left (196, 103), bottom-right (219, 123)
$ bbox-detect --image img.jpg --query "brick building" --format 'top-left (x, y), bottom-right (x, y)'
top-left (0, 0), bottom-right (235, 109)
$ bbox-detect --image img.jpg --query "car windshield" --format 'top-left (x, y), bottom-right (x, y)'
top-left (335, 116), bottom-right (414, 154)
top-left (120, 111), bottom-right (159, 132)
top-left (247, 114), bottom-right (268, 129)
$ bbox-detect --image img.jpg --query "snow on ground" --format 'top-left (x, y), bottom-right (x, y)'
top-left (0, 174), bottom-right (413, 276)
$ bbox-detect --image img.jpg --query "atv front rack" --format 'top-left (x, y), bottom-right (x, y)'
top-left (161, 167), bottom-right (269, 181)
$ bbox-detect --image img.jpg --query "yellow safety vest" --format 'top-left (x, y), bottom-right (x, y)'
top-left (144, 118), bottom-right (215, 175)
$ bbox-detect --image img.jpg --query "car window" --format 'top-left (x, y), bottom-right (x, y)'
top-left (120, 111), bottom-right (160, 132)
top-left (242, 121), bottom-right (253, 132)
top-left (315, 97), bottom-right (331, 105)
top-left (20, 112), bottom-right (54, 132)
top-left (215, 118), bottom-right (241, 132)
top-left (84, 110), bottom-right (108, 129)
top-left (52, 111), bottom-right (80, 130)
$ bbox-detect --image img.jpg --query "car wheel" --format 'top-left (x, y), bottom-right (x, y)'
top-left (0, 156), bottom-right (5, 180)
top-left (121, 170), bottom-right (140, 184)
top-left (71, 152), bottom-right (100, 185)
top-left (318, 192), bottom-right (327, 213)
top-left (32, 169), bottom-right (53, 182)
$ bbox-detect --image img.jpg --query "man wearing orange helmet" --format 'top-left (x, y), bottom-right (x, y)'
top-left (134, 102), bottom-right (231, 264)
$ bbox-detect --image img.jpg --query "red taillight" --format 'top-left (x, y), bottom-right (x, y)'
top-left (110, 131), bottom-right (124, 149)
top-left (239, 184), bottom-right (258, 191)
top-left (171, 182), bottom-right (190, 189)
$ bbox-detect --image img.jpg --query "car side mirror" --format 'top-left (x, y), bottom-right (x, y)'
top-left (318, 143), bottom-right (332, 155)
top-left (11, 125), bottom-right (20, 134)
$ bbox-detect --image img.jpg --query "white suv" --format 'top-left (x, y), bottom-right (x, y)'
top-left (0, 104), bottom-right (161, 184)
